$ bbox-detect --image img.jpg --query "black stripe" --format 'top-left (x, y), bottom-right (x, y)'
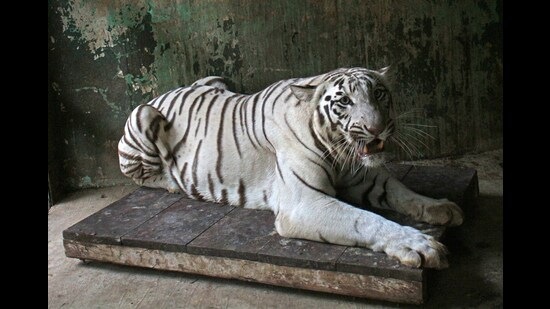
top-left (118, 150), bottom-right (160, 166)
top-left (346, 171), bottom-right (366, 188)
top-left (337, 78), bottom-right (345, 90)
top-left (205, 77), bottom-right (224, 86)
top-left (148, 95), bottom-right (162, 108)
top-left (344, 116), bottom-right (351, 130)
top-left (203, 94), bottom-right (220, 136)
top-left (135, 104), bottom-right (146, 132)
top-left (261, 85), bottom-right (280, 150)
top-left (121, 134), bottom-right (144, 154)
top-left (354, 218), bottom-right (360, 234)
top-left (117, 150), bottom-right (141, 161)
top-left (306, 158), bottom-right (334, 187)
top-left (151, 92), bottom-right (171, 108)
top-left (194, 118), bottom-right (202, 137)
top-left (190, 184), bottom-right (205, 201)
top-left (317, 106), bottom-right (326, 127)
top-left (120, 164), bottom-right (145, 175)
top-left (207, 173), bottom-right (216, 200)
top-left (275, 156), bottom-right (285, 183)
top-left (168, 168), bottom-right (184, 192)
top-left (263, 81), bottom-right (284, 101)
top-left (273, 91), bottom-right (295, 114)
top-left (323, 105), bottom-right (336, 125)
top-left (164, 90), bottom-right (187, 131)
top-left (292, 170), bottom-right (330, 195)
top-left (231, 98), bottom-right (243, 157)
top-left (180, 162), bottom-right (188, 190)
top-left (172, 91), bottom-right (206, 154)
top-left (263, 191), bottom-right (268, 204)
top-left (377, 177), bottom-right (391, 209)
top-left (215, 98), bottom-right (231, 184)
top-left (156, 92), bottom-right (172, 110)
top-left (269, 85), bottom-right (291, 114)
top-left (220, 189), bottom-right (229, 204)
top-left (362, 174), bottom-right (378, 205)
top-left (193, 89), bottom-right (210, 117)
top-left (239, 95), bottom-right (248, 134)
top-left (165, 89), bottom-right (185, 121)
top-left (250, 92), bottom-right (261, 146)
top-left (318, 233), bottom-right (328, 243)
top-left (261, 82), bottom-right (279, 99)
top-left (122, 163), bottom-right (143, 176)
top-left (147, 115), bottom-right (163, 143)
top-left (177, 88), bottom-right (197, 115)
top-left (284, 114), bottom-right (321, 158)
top-left (307, 119), bottom-right (333, 165)
top-left (191, 140), bottom-right (202, 185)
top-left (126, 127), bottom-right (157, 157)
top-left (238, 179), bottom-right (246, 207)
top-left (242, 94), bottom-right (259, 149)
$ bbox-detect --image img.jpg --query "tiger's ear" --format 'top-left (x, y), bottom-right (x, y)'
top-left (290, 84), bottom-right (318, 102)
top-left (377, 65), bottom-right (395, 86)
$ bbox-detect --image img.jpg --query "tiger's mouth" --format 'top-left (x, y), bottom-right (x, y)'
top-left (357, 138), bottom-right (385, 157)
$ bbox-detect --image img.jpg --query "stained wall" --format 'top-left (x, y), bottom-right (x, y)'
top-left (48, 0), bottom-right (502, 193)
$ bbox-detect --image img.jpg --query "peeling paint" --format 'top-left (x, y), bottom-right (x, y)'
top-left (57, 0), bottom-right (148, 59)
top-left (79, 175), bottom-right (93, 187)
top-left (118, 65), bottom-right (158, 96)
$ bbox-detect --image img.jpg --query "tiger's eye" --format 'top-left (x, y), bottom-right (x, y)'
top-left (374, 89), bottom-right (386, 100)
top-left (340, 96), bottom-right (350, 104)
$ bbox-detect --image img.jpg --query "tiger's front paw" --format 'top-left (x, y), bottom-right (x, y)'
top-left (422, 199), bottom-right (464, 227)
top-left (384, 226), bottom-right (449, 269)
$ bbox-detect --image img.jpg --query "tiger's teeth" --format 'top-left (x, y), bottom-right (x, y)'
top-left (363, 145), bottom-right (369, 154)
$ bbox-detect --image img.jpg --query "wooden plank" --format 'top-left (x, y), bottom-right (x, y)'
top-left (121, 199), bottom-right (235, 252)
top-left (401, 165), bottom-right (479, 212)
top-left (187, 208), bottom-right (276, 261)
top-left (337, 247), bottom-right (424, 282)
top-left (62, 164), bottom-right (479, 304)
top-left (64, 240), bottom-right (424, 304)
top-left (257, 237), bottom-right (347, 271)
top-left (62, 187), bottom-right (182, 245)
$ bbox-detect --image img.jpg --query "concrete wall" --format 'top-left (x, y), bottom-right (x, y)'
top-left (48, 0), bottom-right (502, 193)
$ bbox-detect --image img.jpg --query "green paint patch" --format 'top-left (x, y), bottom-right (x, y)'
top-left (58, 0), bottom-right (148, 58)
top-left (176, 4), bottom-right (192, 21)
top-left (79, 176), bottom-right (93, 187)
top-left (118, 65), bottom-right (158, 98)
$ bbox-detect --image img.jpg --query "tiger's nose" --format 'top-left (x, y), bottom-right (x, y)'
top-left (366, 126), bottom-right (384, 136)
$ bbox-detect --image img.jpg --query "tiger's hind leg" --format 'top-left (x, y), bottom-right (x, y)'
top-left (190, 76), bottom-right (228, 90)
top-left (118, 104), bottom-right (181, 193)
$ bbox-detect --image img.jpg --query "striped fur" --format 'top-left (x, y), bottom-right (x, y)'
top-left (118, 68), bottom-right (463, 269)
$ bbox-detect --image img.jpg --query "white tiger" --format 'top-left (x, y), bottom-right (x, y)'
top-left (118, 67), bottom-right (463, 269)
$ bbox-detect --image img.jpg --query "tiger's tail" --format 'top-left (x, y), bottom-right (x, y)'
top-left (117, 104), bottom-right (180, 192)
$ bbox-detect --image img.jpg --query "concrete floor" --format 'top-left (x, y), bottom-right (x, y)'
top-left (48, 149), bottom-right (502, 308)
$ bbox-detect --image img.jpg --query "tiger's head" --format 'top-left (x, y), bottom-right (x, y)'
top-left (291, 67), bottom-right (395, 168)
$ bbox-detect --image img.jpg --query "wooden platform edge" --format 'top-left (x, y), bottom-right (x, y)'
top-left (64, 239), bottom-right (426, 304)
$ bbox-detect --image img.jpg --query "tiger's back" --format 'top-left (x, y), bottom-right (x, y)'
top-left (118, 75), bottom-right (306, 211)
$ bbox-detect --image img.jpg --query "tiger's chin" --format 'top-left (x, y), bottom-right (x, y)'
top-left (359, 152), bottom-right (388, 168)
